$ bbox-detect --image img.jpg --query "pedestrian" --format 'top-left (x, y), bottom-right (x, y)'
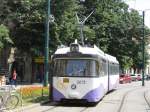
top-left (11, 69), bottom-right (17, 86)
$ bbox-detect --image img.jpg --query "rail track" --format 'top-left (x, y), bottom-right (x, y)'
top-left (117, 87), bottom-right (141, 112)
top-left (38, 102), bottom-right (90, 112)
top-left (14, 82), bottom-right (150, 112)
top-left (117, 86), bottom-right (150, 112)
top-left (144, 90), bottom-right (150, 111)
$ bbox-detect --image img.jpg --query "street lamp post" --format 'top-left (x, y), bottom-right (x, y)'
top-left (139, 9), bottom-right (150, 86)
top-left (44, 0), bottom-right (50, 87)
top-left (142, 11), bottom-right (145, 86)
top-left (127, 8), bottom-right (150, 86)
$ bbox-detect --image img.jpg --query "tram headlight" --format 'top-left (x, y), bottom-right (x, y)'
top-left (70, 44), bottom-right (79, 52)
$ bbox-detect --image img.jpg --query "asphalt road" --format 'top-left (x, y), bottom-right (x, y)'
top-left (14, 81), bottom-right (150, 112)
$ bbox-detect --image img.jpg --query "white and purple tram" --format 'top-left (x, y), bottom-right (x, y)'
top-left (52, 41), bottom-right (119, 102)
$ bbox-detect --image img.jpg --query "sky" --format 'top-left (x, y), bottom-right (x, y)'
top-left (125, 0), bottom-right (150, 28)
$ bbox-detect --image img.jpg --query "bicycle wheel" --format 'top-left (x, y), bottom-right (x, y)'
top-left (0, 95), bottom-right (3, 107)
top-left (5, 95), bottom-right (19, 110)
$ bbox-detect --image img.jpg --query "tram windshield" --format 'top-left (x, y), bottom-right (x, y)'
top-left (54, 59), bottom-right (99, 77)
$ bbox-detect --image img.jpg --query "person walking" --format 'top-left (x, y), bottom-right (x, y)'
top-left (11, 69), bottom-right (17, 86)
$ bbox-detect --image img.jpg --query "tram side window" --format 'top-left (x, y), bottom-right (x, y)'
top-left (98, 61), bottom-right (102, 76)
top-left (96, 61), bottom-right (99, 76)
top-left (96, 61), bottom-right (100, 76)
top-left (89, 60), bottom-right (99, 77)
top-left (113, 65), bottom-right (115, 75)
top-left (54, 60), bottom-right (64, 76)
top-left (114, 64), bottom-right (119, 75)
top-left (105, 61), bottom-right (108, 75)
top-left (115, 65), bottom-right (117, 74)
top-left (109, 63), bottom-right (111, 75)
top-left (54, 61), bottom-right (58, 76)
top-left (112, 64), bottom-right (115, 75)
top-left (104, 62), bottom-right (107, 75)
top-left (100, 59), bottom-right (107, 76)
top-left (116, 64), bottom-right (119, 74)
top-left (100, 61), bottom-right (104, 76)
top-left (109, 63), bottom-right (119, 75)
top-left (114, 65), bottom-right (116, 75)
top-left (109, 63), bottom-right (113, 75)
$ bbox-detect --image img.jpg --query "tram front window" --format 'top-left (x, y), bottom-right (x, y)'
top-left (54, 59), bottom-right (98, 77)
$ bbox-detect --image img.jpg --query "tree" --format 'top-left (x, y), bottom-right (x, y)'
top-left (79, 0), bottom-right (150, 70)
top-left (0, 24), bottom-right (13, 48)
top-left (1, 0), bottom-right (149, 71)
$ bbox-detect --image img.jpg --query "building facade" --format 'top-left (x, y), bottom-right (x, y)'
top-left (146, 44), bottom-right (150, 75)
top-left (0, 47), bottom-right (33, 83)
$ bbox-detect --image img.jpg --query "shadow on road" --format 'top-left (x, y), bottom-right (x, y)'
top-left (41, 100), bottom-right (98, 107)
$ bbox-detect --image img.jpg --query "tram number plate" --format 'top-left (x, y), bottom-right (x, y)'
top-left (63, 78), bottom-right (69, 83)
top-left (77, 80), bottom-right (86, 84)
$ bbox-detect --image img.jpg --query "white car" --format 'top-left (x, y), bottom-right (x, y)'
top-left (130, 74), bottom-right (137, 81)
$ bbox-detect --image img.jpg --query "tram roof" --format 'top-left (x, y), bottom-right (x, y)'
top-left (105, 54), bottom-right (119, 64)
top-left (54, 45), bottom-right (106, 58)
top-left (54, 42), bottom-right (119, 64)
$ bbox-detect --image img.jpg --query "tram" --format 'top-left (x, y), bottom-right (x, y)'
top-left (51, 40), bottom-right (119, 102)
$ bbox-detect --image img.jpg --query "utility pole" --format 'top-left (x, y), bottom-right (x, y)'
top-left (142, 11), bottom-right (145, 86)
top-left (44, 0), bottom-right (50, 87)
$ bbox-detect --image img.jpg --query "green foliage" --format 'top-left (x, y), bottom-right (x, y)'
top-left (1, 0), bottom-right (150, 70)
top-left (0, 24), bottom-right (13, 48)
top-left (51, 0), bottom-right (79, 45)
top-left (1, 0), bottom-right (46, 55)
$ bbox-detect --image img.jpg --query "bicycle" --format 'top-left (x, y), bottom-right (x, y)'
top-left (0, 85), bottom-right (20, 111)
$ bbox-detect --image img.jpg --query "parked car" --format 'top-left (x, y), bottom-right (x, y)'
top-left (135, 74), bottom-right (142, 81)
top-left (145, 74), bottom-right (150, 80)
top-left (119, 74), bottom-right (132, 84)
top-left (130, 74), bottom-right (137, 81)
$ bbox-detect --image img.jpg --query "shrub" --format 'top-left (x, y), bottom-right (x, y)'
top-left (17, 86), bottom-right (49, 103)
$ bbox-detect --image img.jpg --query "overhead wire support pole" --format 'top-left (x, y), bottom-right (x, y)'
top-left (128, 8), bottom-right (150, 86)
top-left (82, 10), bottom-right (94, 23)
top-left (142, 11), bottom-right (145, 86)
top-left (44, 0), bottom-right (50, 87)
